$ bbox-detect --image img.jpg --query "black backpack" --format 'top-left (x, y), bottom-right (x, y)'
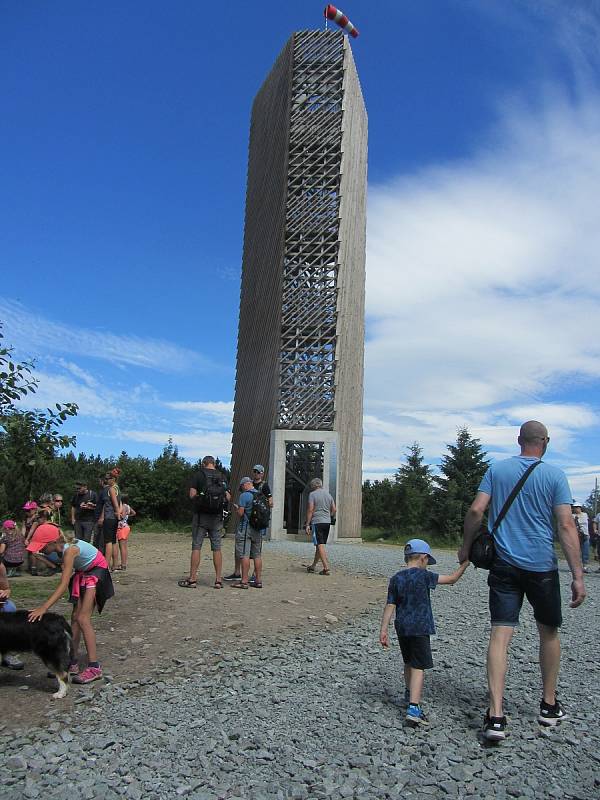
top-left (248, 491), bottom-right (270, 530)
top-left (195, 469), bottom-right (226, 514)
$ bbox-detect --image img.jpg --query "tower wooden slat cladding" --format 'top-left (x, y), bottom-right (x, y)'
top-left (231, 30), bottom-right (367, 541)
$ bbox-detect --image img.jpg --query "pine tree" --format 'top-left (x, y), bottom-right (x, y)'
top-left (432, 427), bottom-right (489, 541)
top-left (394, 442), bottom-right (433, 535)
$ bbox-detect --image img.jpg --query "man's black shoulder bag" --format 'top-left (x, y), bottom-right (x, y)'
top-left (469, 460), bottom-right (542, 569)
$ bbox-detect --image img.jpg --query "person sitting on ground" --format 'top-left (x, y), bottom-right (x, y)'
top-left (115, 495), bottom-right (136, 571)
top-left (304, 478), bottom-right (336, 576)
top-left (0, 519), bottom-right (26, 577)
top-left (0, 561), bottom-right (24, 670)
top-left (28, 510), bottom-right (62, 573)
top-left (51, 494), bottom-right (64, 526)
top-left (379, 539), bottom-right (469, 726)
top-left (26, 525), bottom-right (114, 684)
top-left (232, 477), bottom-right (264, 589)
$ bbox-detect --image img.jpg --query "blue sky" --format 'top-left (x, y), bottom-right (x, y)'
top-left (2, 1), bottom-right (600, 500)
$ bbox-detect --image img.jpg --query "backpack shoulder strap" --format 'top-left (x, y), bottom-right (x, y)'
top-left (491, 460), bottom-right (542, 535)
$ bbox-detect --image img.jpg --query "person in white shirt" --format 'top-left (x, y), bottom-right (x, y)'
top-left (572, 502), bottom-right (590, 573)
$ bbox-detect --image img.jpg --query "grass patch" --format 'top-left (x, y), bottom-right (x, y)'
top-left (361, 527), bottom-right (460, 550)
top-left (132, 519), bottom-right (192, 534)
top-left (7, 575), bottom-right (61, 606)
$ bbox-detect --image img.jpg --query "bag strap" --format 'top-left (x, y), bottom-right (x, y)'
top-left (490, 460), bottom-right (542, 535)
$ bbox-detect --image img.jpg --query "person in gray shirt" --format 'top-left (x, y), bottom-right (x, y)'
top-left (304, 478), bottom-right (336, 575)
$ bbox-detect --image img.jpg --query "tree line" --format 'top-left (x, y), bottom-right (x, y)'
top-left (362, 428), bottom-right (490, 542)
top-left (0, 325), bottom-right (229, 523)
top-left (3, 326), bottom-right (596, 534)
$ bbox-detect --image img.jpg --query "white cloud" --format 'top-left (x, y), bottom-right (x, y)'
top-left (18, 371), bottom-right (124, 420)
top-left (165, 400), bottom-right (234, 426)
top-left (120, 428), bottom-right (232, 461)
top-left (0, 299), bottom-right (214, 374)
top-left (363, 86), bottom-right (600, 496)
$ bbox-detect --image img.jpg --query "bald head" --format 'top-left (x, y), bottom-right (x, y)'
top-left (518, 420), bottom-right (549, 455)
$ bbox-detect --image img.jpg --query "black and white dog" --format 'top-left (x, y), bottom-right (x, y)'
top-left (0, 611), bottom-right (72, 699)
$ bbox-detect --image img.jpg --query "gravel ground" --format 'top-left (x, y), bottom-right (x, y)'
top-left (2, 542), bottom-right (599, 800)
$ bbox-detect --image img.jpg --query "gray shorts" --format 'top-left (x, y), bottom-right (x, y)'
top-left (74, 519), bottom-right (95, 543)
top-left (235, 526), bottom-right (262, 559)
top-left (192, 513), bottom-right (222, 552)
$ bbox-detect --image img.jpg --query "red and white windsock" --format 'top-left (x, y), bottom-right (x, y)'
top-left (324, 5), bottom-right (359, 38)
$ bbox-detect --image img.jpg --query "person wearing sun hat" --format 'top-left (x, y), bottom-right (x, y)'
top-left (379, 538), bottom-right (469, 726)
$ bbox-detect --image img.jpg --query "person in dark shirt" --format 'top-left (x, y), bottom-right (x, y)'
top-left (380, 539), bottom-right (469, 726)
top-left (70, 481), bottom-right (98, 543)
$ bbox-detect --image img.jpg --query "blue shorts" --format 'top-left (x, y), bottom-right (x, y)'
top-left (488, 558), bottom-right (562, 629)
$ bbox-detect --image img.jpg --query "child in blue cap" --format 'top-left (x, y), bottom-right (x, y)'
top-left (380, 538), bottom-right (469, 725)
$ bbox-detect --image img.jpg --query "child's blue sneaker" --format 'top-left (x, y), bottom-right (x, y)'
top-left (406, 704), bottom-right (429, 726)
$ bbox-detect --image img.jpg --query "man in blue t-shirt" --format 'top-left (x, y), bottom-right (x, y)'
top-left (460, 420), bottom-right (586, 741)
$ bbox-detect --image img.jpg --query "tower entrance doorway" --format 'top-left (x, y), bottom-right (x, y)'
top-left (284, 442), bottom-right (324, 535)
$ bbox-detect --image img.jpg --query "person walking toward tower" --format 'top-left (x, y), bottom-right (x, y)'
top-left (460, 420), bottom-right (585, 741)
top-left (304, 478), bottom-right (336, 575)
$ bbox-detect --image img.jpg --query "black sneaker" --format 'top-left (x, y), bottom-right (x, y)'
top-left (223, 573), bottom-right (241, 581)
top-left (538, 697), bottom-right (567, 726)
top-left (483, 709), bottom-right (507, 741)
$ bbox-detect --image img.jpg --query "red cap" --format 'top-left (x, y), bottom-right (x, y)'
top-left (26, 523), bottom-right (61, 553)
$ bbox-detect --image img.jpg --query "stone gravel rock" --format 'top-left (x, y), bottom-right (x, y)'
top-left (1, 543), bottom-right (598, 799)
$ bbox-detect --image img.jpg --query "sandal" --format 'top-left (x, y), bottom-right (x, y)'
top-left (177, 578), bottom-right (197, 588)
top-left (250, 581), bottom-right (263, 589)
top-left (319, 569), bottom-right (331, 576)
top-left (214, 580), bottom-right (223, 589)
top-left (115, 565), bottom-right (127, 571)
top-left (231, 582), bottom-right (249, 589)
top-left (305, 565), bottom-right (316, 573)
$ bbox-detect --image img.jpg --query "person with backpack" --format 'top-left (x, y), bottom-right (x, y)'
top-left (231, 477), bottom-right (269, 589)
top-left (179, 456), bottom-right (230, 589)
top-left (224, 465), bottom-right (272, 583)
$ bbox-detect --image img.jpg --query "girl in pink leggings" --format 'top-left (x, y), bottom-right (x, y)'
top-left (27, 528), bottom-right (114, 684)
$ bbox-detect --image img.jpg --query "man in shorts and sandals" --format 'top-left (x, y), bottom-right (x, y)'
top-left (179, 456), bottom-right (230, 589)
top-left (304, 478), bottom-right (336, 575)
top-left (460, 420), bottom-right (586, 741)
top-left (224, 465), bottom-right (272, 583)
top-left (232, 477), bottom-right (265, 589)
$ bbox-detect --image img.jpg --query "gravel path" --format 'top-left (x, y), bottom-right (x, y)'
top-left (2, 543), bottom-right (599, 800)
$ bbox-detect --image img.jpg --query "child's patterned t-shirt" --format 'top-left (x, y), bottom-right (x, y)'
top-left (387, 567), bottom-right (439, 636)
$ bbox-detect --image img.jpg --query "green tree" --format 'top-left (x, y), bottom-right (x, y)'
top-left (432, 426), bottom-right (489, 542)
top-left (0, 325), bottom-right (78, 516)
top-left (361, 478), bottom-right (400, 534)
top-left (394, 442), bottom-right (433, 536)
